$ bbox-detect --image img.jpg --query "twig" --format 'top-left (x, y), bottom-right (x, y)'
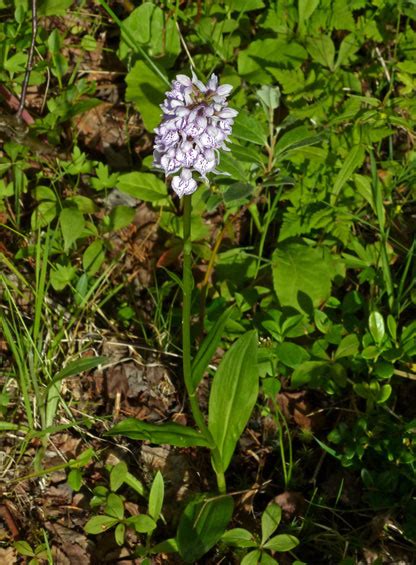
top-left (176, 20), bottom-right (196, 70)
top-left (0, 85), bottom-right (34, 125)
top-left (0, 504), bottom-right (20, 539)
top-left (375, 46), bottom-right (391, 83)
top-left (394, 369), bottom-right (416, 381)
top-left (16, 0), bottom-right (38, 121)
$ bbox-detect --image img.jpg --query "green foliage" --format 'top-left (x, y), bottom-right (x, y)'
top-left (176, 495), bottom-right (234, 563)
top-left (106, 419), bottom-right (211, 448)
top-left (222, 501), bottom-right (299, 563)
top-left (14, 540), bottom-right (49, 565)
top-left (84, 464), bottom-right (162, 553)
top-left (271, 241), bottom-right (338, 312)
top-left (208, 331), bottom-right (259, 472)
top-left (191, 305), bottom-right (235, 388)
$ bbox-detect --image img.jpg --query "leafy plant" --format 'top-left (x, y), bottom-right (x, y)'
top-left (222, 502), bottom-right (300, 564)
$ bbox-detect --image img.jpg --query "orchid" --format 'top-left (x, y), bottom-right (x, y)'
top-left (153, 72), bottom-right (237, 197)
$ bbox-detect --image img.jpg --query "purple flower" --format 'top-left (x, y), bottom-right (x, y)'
top-left (153, 72), bottom-right (237, 198)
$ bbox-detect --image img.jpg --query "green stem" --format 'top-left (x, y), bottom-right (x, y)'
top-left (182, 195), bottom-right (226, 494)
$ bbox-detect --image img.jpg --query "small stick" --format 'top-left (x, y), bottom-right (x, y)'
top-left (16, 0), bottom-right (38, 121)
top-left (0, 504), bottom-right (20, 539)
top-left (176, 20), bottom-right (196, 70)
top-left (0, 85), bottom-right (34, 124)
top-left (375, 46), bottom-right (391, 83)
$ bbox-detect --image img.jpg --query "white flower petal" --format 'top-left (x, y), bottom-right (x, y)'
top-left (217, 84), bottom-right (233, 96)
top-left (171, 169), bottom-right (198, 198)
top-left (217, 107), bottom-right (238, 118)
top-left (176, 74), bottom-right (193, 86)
top-left (207, 74), bottom-right (218, 91)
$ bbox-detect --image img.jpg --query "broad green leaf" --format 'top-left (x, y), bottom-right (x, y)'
top-left (106, 419), bottom-right (211, 448)
top-left (354, 381), bottom-right (386, 402)
top-left (374, 361), bottom-right (394, 379)
top-left (31, 201), bottom-right (58, 229)
top-left (83, 240), bottom-right (105, 275)
top-left (307, 35), bottom-right (336, 69)
top-left (241, 550), bottom-right (262, 565)
top-left (229, 142), bottom-right (265, 165)
top-left (361, 346), bottom-right (379, 359)
top-left (117, 172), bottom-right (167, 202)
top-left (105, 493), bottom-right (124, 520)
top-left (119, 3), bottom-right (159, 58)
top-left (291, 360), bottom-right (344, 389)
top-left (257, 85), bottom-right (281, 110)
top-left (208, 331), bottom-right (258, 472)
top-left (148, 471), bottom-right (164, 521)
top-left (260, 554), bottom-right (278, 565)
top-left (221, 528), bottom-right (256, 548)
top-left (335, 33), bottom-right (360, 68)
top-left (50, 264), bottom-right (76, 291)
top-left (232, 111), bottom-right (267, 145)
top-left (331, 145), bottom-right (365, 205)
top-left (46, 28), bottom-right (60, 54)
top-left (274, 126), bottom-right (322, 158)
top-left (60, 208), bottom-right (85, 251)
top-left (354, 174), bottom-right (374, 210)
top-left (108, 205), bottom-right (135, 231)
top-left (238, 39), bottom-right (307, 83)
top-left (276, 342), bottom-right (310, 368)
top-left (14, 541), bottom-right (35, 557)
top-left (81, 35), bottom-right (97, 52)
top-left (67, 468), bottom-right (82, 492)
top-left (271, 242), bottom-right (333, 311)
top-left (377, 384), bottom-right (392, 404)
top-left (263, 533), bottom-right (299, 551)
top-left (261, 502), bottom-right (282, 544)
top-left (369, 312), bottom-right (385, 344)
top-left (66, 195), bottom-right (96, 214)
top-left (223, 183), bottom-right (254, 205)
top-left (125, 60), bottom-right (167, 131)
top-left (192, 306), bottom-right (235, 389)
top-left (0, 179), bottom-right (13, 196)
top-left (216, 248), bottom-right (258, 284)
top-left (5, 52), bottom-right (28, 73)
top-left (125, 514), bottom-right (157, 534)
top-left (119, 3), bottom-right (180, 64)
top-left (387, 314), bottom-right (397, 341)
top-left (84, 515), bottom-right (118, 534)
top-left (298, 0), bottom-right (319, 33)
top-left (110, 461), bottom-right (128, 492)
top-left (115, 523), bottom-right (125, 546)
top-left (124, 472), bottom-right (146, 497)
top-left (334, 334), bottom-right (360, 359)
top-left (217, 152), bottom-right (248, 182)
top-left (269, 67), bottom-right (305, 94)
top-left (176, 495), bottom-right (234, 563)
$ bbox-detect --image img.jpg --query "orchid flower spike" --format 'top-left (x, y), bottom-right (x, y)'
top-left (153, 72), bottom-right (237, 198)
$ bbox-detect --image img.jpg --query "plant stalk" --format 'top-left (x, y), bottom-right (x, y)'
top-left (182, 194), bottom-right (226, 494)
